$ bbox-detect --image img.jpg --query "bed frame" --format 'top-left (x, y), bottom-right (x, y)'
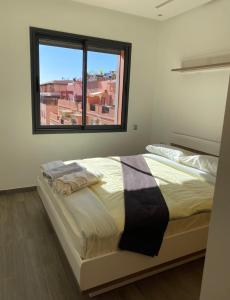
top-left (170, 132), bottom-right (220, 156)
top-left (37, 136), bottom-right (219, 296)
top-left (38, 183), bottom-right (208, 296)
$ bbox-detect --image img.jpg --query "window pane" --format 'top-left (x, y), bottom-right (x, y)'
top-left (39, 42), bottom-right (83, 126)
top-left (86, 50), bottom-right (124, 126)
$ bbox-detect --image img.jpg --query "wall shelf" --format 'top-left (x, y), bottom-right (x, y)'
top-left (171, 62), bottom-right (230, 72)
top-left (171, 54), bottom-right (230, 72)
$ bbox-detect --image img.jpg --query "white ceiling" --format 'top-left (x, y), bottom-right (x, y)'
top-left (71, 0), bottom-right (214, 21)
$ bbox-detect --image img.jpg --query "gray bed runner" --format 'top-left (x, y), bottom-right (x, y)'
top-left (119, 155), bottom-right (169, 256)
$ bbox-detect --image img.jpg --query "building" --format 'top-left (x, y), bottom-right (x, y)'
top-left (40, 72), bottom-right (119, 126)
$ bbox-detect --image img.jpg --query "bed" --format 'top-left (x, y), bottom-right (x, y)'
top-left (37, 138), bottom-right (219, 296)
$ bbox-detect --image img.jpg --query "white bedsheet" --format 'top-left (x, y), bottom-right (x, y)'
top-left (37, 154), bottom-right (213, 259)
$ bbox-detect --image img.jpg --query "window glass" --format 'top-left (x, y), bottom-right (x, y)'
top-left (39, 42), bottom-right (83, 126)
top-left (86, 51), bottom-right (124, 126)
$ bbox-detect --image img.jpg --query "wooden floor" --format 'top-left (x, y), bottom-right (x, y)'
top-left (0, 190), bottom-right (204, 300)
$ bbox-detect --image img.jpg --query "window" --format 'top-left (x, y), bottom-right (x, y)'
top-left (30, 27), bottom-right (131, 133)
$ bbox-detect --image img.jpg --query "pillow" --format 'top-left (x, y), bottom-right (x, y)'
top-left (179, 155), bottom-right (218, 176)
top-left (145, 144), bottom-right (193, 162)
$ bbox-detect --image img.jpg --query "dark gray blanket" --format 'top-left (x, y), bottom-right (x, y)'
top-left (119, 155), bottom-right (169, 257)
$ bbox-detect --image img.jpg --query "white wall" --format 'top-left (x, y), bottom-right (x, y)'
top-left (1, 0), bottom-right (230, 190)
top-left (153, 3), bottom-right (230, 296)
top-left (0, 0), bottom-right (157, 190)
top-left (200, 78), bottom-right (230, 300)
top-left (151, 0), bottom-right (230, 145)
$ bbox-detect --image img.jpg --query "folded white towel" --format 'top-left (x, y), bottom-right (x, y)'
top-left (41, 160), bottom-right (64, 172)
top-left (53, 170), bottom-right (103, 195)
top-left (43, 162), bottom-right (85, 181)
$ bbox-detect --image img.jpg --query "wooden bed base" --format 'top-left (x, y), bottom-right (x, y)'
top-left (37, 183), bottom-right (209, 296)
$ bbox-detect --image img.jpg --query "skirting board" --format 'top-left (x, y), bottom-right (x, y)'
top-left (37, 181), bottom-right (209, 294)
top-left (0, 186), bottom-right (36, 195)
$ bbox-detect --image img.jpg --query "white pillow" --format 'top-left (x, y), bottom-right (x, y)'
top-left (179, 155), bottom-right (218, 176)
top-left (145, 144), bottom-right (193, 162)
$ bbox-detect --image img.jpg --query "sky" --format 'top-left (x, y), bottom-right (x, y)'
top-left (39, 44), bottom-right (119, 83)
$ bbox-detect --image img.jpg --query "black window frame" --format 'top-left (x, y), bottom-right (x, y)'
top-left (30, 27), bottom-right (132, 134)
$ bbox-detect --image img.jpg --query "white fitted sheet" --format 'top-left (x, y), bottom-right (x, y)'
top-left (38, 174), bottom-right (211, 260)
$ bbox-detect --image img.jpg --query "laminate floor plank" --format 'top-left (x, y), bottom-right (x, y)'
top-left (0, 190), bottom-right (205, 300)
top-left (117, 284), bottom-right (146, 300)
top-left (94, 290), bottom-right (123, 300)
top-left (136, 259), bottom-right (204, 300)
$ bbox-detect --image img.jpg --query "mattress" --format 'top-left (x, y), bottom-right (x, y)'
top-left (38, 154), bottom-right (214, 259)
